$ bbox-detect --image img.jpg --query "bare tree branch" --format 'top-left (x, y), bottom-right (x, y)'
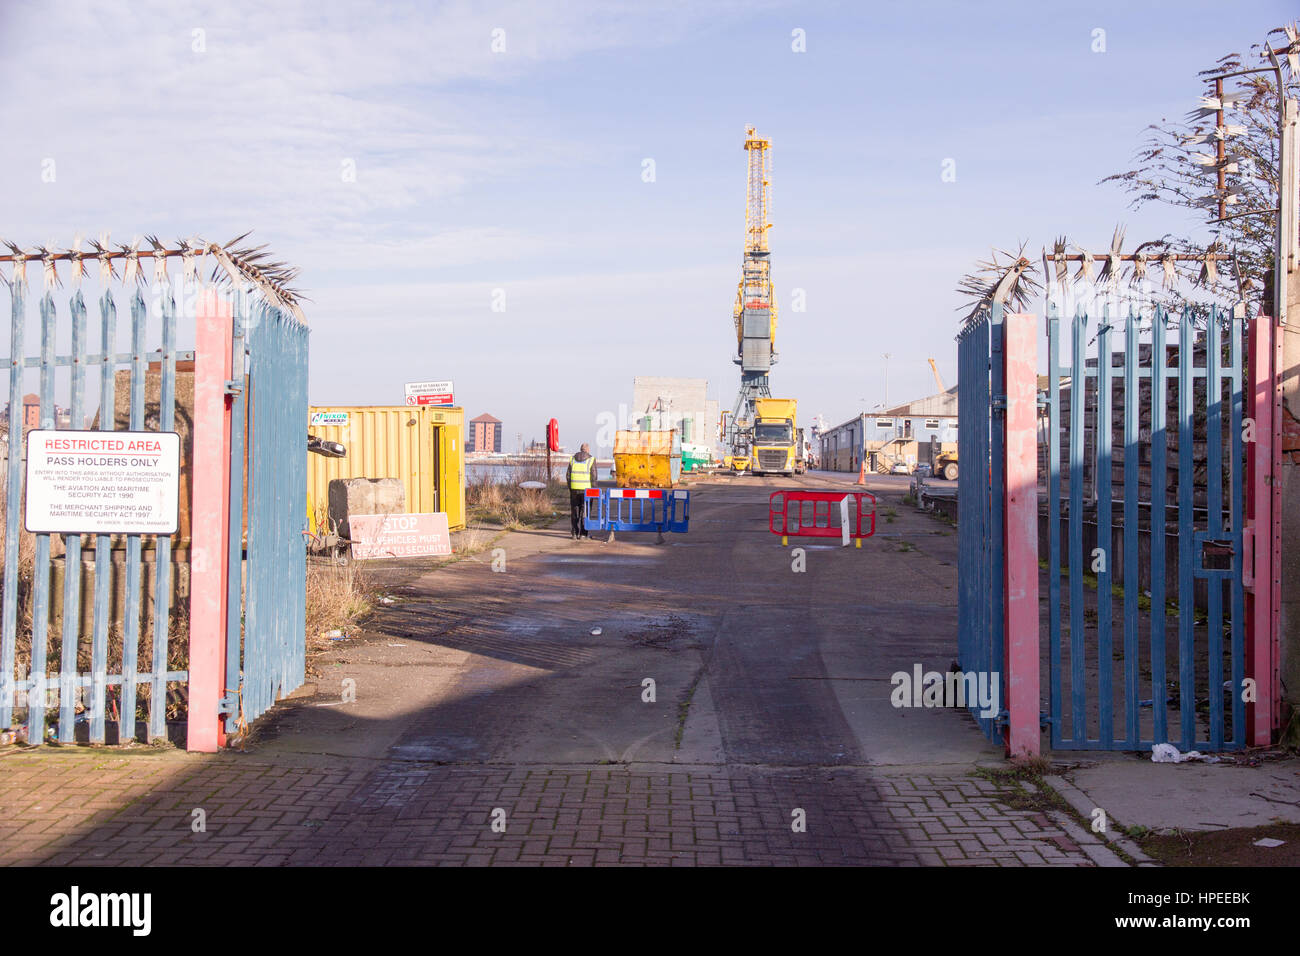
top-left (1100, 44), bottom-right (1297, 306)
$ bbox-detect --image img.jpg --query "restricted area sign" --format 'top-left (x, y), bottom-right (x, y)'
top-left (349, 512), bottom-right (452, 560)
top-left (404, 380), bottom-right (454, 407)
top-left (24, 429), bottom-right (181, 535)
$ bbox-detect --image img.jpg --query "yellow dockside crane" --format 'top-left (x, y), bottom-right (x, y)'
top-left (724, 127), bottom-right (797, 475)
top-left (927, 357), bottom-right (958, 480)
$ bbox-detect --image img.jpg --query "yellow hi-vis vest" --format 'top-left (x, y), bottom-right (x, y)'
top-left (568, 455), bottom-right (595, 491)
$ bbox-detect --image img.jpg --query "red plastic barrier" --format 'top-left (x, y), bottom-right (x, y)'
top-left (768, 490), bottom-right (877, 540)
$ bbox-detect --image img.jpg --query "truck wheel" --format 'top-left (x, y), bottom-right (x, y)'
top-left (943, 463), bottom-right (958, 481)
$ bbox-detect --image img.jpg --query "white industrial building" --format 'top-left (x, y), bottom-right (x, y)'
top-left (631, 377), bottom-right (719, 449)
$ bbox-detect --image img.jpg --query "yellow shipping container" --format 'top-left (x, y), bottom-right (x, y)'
top-left (307, 405), bottom-right (465, 532)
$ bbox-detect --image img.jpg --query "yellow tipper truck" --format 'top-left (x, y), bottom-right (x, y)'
top-left (749, 397), bottom-right (797, 476)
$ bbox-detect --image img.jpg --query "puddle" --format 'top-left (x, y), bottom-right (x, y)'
top-left (872, 531), bottom-right (948, 537)
top-left (489, 621), bottom-right (545, 635)
top-left (389, 735), bottom-right (482, 762)
top-left (542, 555), bottom-right (659, 566)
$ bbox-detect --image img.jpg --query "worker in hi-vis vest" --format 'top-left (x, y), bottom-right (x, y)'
top-left (566, 443), bottom-right (598, 539)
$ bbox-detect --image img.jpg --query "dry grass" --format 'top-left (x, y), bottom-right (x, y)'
top-left (303, 503), bottom-right (374, 645)
top-left (467, 478), bottom-right (506, 512)
top-left (454, 526), bottom-right (497, 556)
top-left (0, 459), bottom-right (31, 652)
top-left (305, 559), bottom-right (374, 646)
top-left (1007, 754), bottom-right (1055, 777)
top-left (466, 463), bottom-right (567, 528)
top-left (498, 503), bottom-right (522, 531)
top-left (0, 473), bottom-right (37, 668)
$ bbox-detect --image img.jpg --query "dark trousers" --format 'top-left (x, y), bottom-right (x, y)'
top-left (570, 490), bottom-right (589, 537)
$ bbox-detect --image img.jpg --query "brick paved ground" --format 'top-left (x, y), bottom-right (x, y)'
top-left (0, 748), bottom-right (1114, 866)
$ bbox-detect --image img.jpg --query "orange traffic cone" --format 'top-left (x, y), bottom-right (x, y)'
top-left (857, 460), bottom-right (867, 485)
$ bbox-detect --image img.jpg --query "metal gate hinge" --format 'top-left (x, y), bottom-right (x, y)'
top-left (224, 380), bottom-right (243, 395)
top-left (217, 693), bottom-right (238, 716)
top-left (991, 395), bottom-right (1007, 410)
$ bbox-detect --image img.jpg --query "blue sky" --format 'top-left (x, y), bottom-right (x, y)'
top-left (0, 0), bottom-right (1290, 449)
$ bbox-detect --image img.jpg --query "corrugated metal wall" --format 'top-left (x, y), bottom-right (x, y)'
top-left (306, 405), bottom-right (465, 531)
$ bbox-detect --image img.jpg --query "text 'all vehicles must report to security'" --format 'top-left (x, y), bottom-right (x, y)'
top-left (24, 429), bottom-right (181, 535)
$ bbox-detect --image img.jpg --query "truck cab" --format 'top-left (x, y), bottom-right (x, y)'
top-left (749, 398), bottom-right (797, 476)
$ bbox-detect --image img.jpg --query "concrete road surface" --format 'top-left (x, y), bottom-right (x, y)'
top-left (0, 473), bottom-right (1126, 866)
top-left (266, 471), bottom-right (999, 770)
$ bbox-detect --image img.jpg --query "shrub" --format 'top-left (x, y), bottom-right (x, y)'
top-left (305, 560), bottom-right (373, 646)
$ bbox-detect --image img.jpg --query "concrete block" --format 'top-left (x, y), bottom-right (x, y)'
top-left (329, 477), bottom-right (405, 539)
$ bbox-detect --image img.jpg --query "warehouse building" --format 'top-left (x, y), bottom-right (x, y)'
top-left (820, 387), bottom-right (958, 473)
